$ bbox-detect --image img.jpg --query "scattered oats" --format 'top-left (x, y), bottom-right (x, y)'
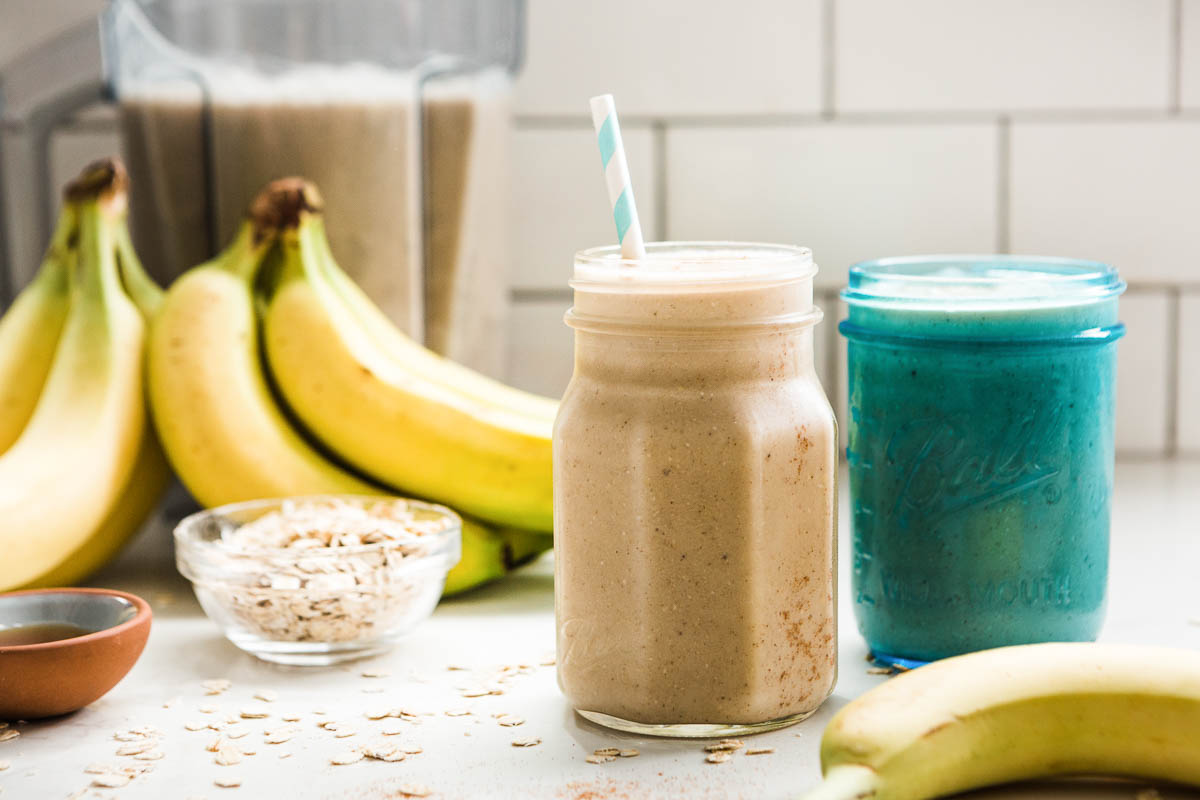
top-left (66, 790), bottom-right (87, 800)
top-left (207, 736), bottom-right (223, 753)
top-left (239, 746), bottom-right (257, 756)
top-left (511, 737), bottom-right (541, 748)
top-left (496, 716), bottom-right (524, 727)
top-left (213, 776), bottom-right (242, 788)
top-left (312, 707), bottom-right (327, 715)
top-left (263, 727), bottom-right (298, 745)
top-left (116, 740), bottom-right (157, 756)
top-left (334, 729), bottom-right (357, 739)
top-left (278, 752), bottom-right (292, 759)
top-left (380, 723), bottom-right (405, 736)
top-left (488, 687), bottom-right (505, 696)
top-left (706, 752), bottom-right (732, 764)
top-left (745, 747), bottom-right (775, 756)
top-left (225, 727), bottom-right (250, 740)
top-left (253, 690), bottom-right (278, 703)
top-left (134, 750), bottom-right (164, 761)
top-left (239, 708), bottom-right (269, 719)
top-left (593, 748), bottom-right (621, 757)
top-left (202, 679), bottom-right (232, 695)
top-left (360, 669), bottom-right (390, 678)
top-left (362, 743), bottom-right (405, 762)
top-left (618, 749), bottom-right (639, 758)
top-left (0, 731), bottom-right (15, 743)
top-left (539, 657), bottom-right (556, 667)
top-left (214, 740), bottom-right (243, 766)
top-left (91, 773), bottom-right (132, 788)
top-left (866, 667), bottom-right (892, 675)
top-left (443, 709), bottom-right (471, 717)
top-left (585, 755), bottom-right (616, 765)
top-left (396, 786), bottom-right (433, 798)
top-left (198, 705), bottom-right (219, 714)
top-left (704, 739), bottom-right (745, 753)
top-left (402, 746), bottom-right (423, 755)
top-left (446, 664), bottom-right (467, 671)
top-left (365, 708), bottom-right (396, 721)
top-left (330, 750), bottom-right (364, 766)
top-left (461, 688), bottom-right (490, 698)
top-left (0, 762), bottom-right (7, 771)
top-left (163, 695), bottom-right (182, 709)
top-left (281, 713), bottom-right (301, 722)
top-left (84, 763), bottom-right (111, 775)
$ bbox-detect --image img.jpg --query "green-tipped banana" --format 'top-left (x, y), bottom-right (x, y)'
top-left (806, 642), bottom-right (1200, 800)
top-left (0, 207), bottom-right (74, 451)
top-left (0, 160), bottom-right (148, 590)
top-left (259, 181), bottom-right (553, 532)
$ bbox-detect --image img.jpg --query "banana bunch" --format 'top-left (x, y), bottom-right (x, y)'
top-left (805, 642), bottom-right (1200, 800)
top-left (148, 179), bottom-right (553, 594)
top-left (0, 158), bottom-right (170, 592)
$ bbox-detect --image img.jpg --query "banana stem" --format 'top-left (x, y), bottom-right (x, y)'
top-left (800, 765), bottom-right (881, 800)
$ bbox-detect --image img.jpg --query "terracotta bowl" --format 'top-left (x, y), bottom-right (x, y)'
top-left (0, 588), bottom-right (152, 719)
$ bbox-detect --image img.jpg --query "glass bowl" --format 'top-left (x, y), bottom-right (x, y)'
top-left (175, 495), bottom-right (461, 666)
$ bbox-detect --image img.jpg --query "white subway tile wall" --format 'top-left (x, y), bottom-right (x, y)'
top-left (1180, 292), bottom-right (1200, 453)
top-left (1183, 0), bottom-right (1200, 108)
top-left (514, 0), bottom-right (824, 116)
top-left (1114, 292), bottom-right (1173, 455)
top-left (664, 123), bottom-right (997, 289)
top-left (2, 0), bottom-right (1199, 457)
top-left (835, 0), bottom-right (1173, 112)
top-left (1010, 121), bottom-right (1200, 283)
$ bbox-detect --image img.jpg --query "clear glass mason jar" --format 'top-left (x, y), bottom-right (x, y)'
top-left (840, 255), bottom-right (1126, 666)
top-left (554, 242), bottom-right (838, 737)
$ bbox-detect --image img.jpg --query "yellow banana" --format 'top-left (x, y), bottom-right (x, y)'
top-left (0, 208), bottom-right (74, 451)
top-left (148, 221), bottom-right (379, 506)
top-left (443, 527), bottom-right (553, 597)
top-left (806, 642), bottom-right (1200, 800)
top-left (27, 220), bottom-right (173, 588)
top-left (260, 182), bottom-right (554, 531)
top-left (0, 162), bottom-right (147, 591)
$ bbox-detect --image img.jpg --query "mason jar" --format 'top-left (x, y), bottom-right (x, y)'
top-left (554, 242), bottom-right (838, 737)
top-left (840, 255), bottom-right (1126, 665)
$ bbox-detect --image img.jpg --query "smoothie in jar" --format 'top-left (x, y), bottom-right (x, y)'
top-left (840, 256), bottom-right (1125, 664)
top-left (554, 243), bottom-right (838, 737)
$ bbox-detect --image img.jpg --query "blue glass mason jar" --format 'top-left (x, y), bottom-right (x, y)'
top-left (839, 256), bottom-right (1125, 665)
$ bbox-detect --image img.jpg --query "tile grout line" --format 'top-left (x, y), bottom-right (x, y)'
top-left (1165, 287), bottom-right (1182, 456)
top-left (1170, 0), bottom-right (1184, 114)
top-left (652, 119), bottom-right (669, 240)
top-left (995, 116), bottom-right (1011, 253)
top-left (821, 0), bottom-right (837, 119)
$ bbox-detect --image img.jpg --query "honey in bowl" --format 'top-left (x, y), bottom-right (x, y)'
top-left (0, 622), bottom-right (94, 647)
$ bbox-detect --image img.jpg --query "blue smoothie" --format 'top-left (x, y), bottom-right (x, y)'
top-left (840, 256), bottom-right (1125, 663)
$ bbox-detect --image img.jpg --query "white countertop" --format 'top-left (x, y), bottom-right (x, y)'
top-left (5, 461), bottom-right (1200, 800)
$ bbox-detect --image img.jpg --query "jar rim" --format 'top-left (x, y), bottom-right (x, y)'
top-left (573, 241), bottom-right (815, 288)
top-left (842, 254), bottom-right (1125, 309)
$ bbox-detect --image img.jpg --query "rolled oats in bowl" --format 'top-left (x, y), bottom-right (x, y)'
top-left (175, 496), bottom-right (462, 665)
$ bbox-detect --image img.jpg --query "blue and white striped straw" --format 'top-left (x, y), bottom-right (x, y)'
top-left (590, 94), bottom-right (646, 260)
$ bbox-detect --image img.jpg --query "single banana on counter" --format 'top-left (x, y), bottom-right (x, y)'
top-left (0, 160), bottom-right (148, 591)
top-left (259, 179), bottom-right (554, 532)
top-left (0, 207), bottom-right (74, 451)
top-left (805, 642), bottom-right (1200, 800)
top-left (148, 180), bottom-right (546, 594)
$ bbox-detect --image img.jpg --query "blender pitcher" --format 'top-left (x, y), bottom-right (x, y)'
top-left (0, 0), bottom-right (524, 377)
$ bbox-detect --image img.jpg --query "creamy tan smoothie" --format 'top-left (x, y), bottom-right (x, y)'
top-left (119, 67), bottom-right (511, 376)
top-left (554, 244), bottom-right (838, 734)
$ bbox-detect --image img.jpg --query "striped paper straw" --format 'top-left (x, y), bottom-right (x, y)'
top-left (589, 94), bottom-right (646, 260)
